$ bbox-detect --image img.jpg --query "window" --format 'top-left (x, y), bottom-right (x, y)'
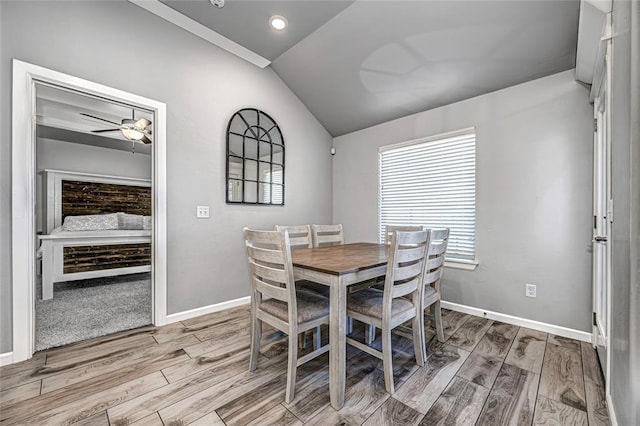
top-left (379, 128), bottom-right (476, 264)
top-left (226, 108), bottom-right (285, 205)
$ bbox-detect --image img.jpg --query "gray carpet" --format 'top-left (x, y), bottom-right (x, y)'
top-left (35, 273), bottom-right (152, 351)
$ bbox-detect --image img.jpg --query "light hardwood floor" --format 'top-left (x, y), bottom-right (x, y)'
top-left (0, 306), bottom-right (611, 425)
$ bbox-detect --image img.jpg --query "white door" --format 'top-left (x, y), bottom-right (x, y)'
top-left (592, 43), bottom-right (611, 380)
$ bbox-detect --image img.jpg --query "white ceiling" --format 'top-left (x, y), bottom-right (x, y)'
top-left (136, 0), bottom-right (581, 136)
top-left (36, 84), bottom-right (154, 155)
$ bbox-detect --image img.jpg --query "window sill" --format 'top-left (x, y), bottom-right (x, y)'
top-left (444, 259), bottom-right (478, 271)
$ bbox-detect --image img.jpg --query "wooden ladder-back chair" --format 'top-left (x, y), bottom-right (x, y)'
top-left (275, 224), bottom-right (328, 348)
top-left (311, 224), bottom-right (344, 248)
top-left (244, 228), bottom-right (331, 403)
top-left (346, 230), bottom-right (430, 394)
top-left (364, 224), bottom-right (425, 344)
top-left (421, 228), bottom-right (450, 353)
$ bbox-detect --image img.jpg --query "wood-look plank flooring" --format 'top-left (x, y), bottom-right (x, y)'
top-left (0, 306), bottom-right (611, 425)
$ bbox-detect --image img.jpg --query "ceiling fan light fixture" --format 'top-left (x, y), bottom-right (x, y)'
top-left (270, 15), bottom-right (287, 31)
top-left (121, 127), bottom-right (145, 141)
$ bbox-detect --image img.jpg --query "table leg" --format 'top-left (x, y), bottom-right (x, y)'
top-left (329, 275), bottom-right (346, 410)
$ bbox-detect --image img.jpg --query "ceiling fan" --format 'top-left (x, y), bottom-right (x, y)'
top-left (80, 112), bottom-right (152, 144)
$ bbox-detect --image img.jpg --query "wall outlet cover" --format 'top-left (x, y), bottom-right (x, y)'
top-left (525, 283), bottom-right (537, 298)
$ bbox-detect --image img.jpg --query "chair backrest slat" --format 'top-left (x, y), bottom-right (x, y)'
top-left (394, 261), bottom-right (424, 282)
top-left (275, 225), bottom-right (312, 249)
top-left (384, 225), bottom-right (423, 245)
top-left (391, 277), bottom-right (421, 299)
top-left (253, 276), bottom-right (289, 301)
top-left (311, 224), bottom-right (344, 247)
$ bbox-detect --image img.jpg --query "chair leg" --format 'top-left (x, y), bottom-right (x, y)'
top-left (249, 309), bottom-right (262, 371)
top-left (366, 325), bottom-right (376, 345)
top-left (412, 312), bottom-right (425, 367)
top-left (285, 330), bottom-right (299, 404)
top-left (313, 325), bottom-right (322, 350)
top-left (298, 332), bottom-right (307, 349)
top-left (381, 326), bottom-right (395, 394)
top-left (433, 301), bottom-right (445, 343)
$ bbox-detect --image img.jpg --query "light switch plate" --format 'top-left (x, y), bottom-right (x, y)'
top-left (196, 205), bottom-right (210, 218)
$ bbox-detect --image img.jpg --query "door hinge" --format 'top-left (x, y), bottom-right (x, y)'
top-left (594, 215), bottom-right (597, 229)
top-left (593, 312), bottom-right (597, 326)
top-left (594, 118), bottom-right (598, 133)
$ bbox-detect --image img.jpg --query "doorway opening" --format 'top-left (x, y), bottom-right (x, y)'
top-left (34, 83), bottom-right (155, 350)
top-left (11, 60), bottom-right (167, 363)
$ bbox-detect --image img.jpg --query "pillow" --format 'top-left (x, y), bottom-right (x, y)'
top-left (118, 212), bottom-right (144, 230)
top-left (143, 216), bottom-right (152, 230)
top-left (62, 213), bottom-right (119, 232)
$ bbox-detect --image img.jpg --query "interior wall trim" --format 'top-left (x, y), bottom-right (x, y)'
top-left (166, 296), bottom-right (251, 324)
top-left (441, 301), bottom-right (593, 343)
top-left (0, 352), bottom-right (14, 367)
top-left (606, 391), bottom-right (619, 426)
top-left (11, 59), bottom-right (168, 363)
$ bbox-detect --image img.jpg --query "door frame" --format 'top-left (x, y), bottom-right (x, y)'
top-left (590, 14), bottom-right (613, 394)
top-left (11, 59), bottom-right (167, 363)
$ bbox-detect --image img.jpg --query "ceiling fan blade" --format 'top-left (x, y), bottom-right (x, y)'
top-left (140, 135), bottom-right (152, 144)
top-left (135, 118), bottom-right (151, 129)
top-left (91, 129), bottom-right (121, 133)
top-left (80, 113), bottom-right (121, 126)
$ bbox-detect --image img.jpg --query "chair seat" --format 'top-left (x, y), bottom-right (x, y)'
top-left (347, 288), bottom-right (415, 320)
top-left (260, 289), bottom-right (329, 323)
top-left (297, 280), bottom-right (330, 297)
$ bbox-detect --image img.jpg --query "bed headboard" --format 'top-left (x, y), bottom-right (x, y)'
top-left (42, 169), bottom-right (151, 233)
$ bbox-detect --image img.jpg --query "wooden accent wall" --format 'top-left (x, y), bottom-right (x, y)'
top-left (63, 243), bottom-right (151, 274)
top-left (62, 180), bottom-right (151, 219)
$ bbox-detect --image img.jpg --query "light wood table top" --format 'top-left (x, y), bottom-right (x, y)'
top-left (291, 242), bottom-right (387, 275)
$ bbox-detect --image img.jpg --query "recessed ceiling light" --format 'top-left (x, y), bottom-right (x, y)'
top-left (210, 0), bottom-right (225, 8)
top-left (270, 15), bottom-right (287, 31)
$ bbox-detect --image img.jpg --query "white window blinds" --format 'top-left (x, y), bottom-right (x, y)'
top-left (379, 129), bottom-right (476, 262)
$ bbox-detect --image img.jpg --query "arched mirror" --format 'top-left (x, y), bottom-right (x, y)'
top-left (226, 108), bottom-right (284, 205)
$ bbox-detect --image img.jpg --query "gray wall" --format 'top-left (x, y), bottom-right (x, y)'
top-left (35, 138), bottom-right (152, 233)
top-left (609, 0), bottom-right (640, 424)
top-left (333, 70), bottom-right (594, 332)
top-left (0, 1), bottom-right (333, 353)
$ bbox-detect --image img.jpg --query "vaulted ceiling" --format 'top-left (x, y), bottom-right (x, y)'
top-left (140, 0), bottom-right (581, 136)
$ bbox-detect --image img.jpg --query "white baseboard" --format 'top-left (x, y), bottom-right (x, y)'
top-left (0, 352), bottom-right (14, 367)
top-left (441, 301), bottom-right (592, 343)
top-left (166, 296), bottom-right (250, 324)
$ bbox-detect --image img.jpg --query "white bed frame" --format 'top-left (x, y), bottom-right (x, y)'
top-left (38, 170), bottom-right (152, 300)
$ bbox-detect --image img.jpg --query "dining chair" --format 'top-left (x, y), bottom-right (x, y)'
top-left (420, 228), bottom-right (450, 352)
top-left (363, 224), bottom-right (425, 344)
top-left (275, 224), bottom-right (328, 348)
top-left (244, 228), bottom-right (331, 403)
top-left (311, 224), bottom-right (344, 247)
top-left (346, 230), bottom-right (429, 394)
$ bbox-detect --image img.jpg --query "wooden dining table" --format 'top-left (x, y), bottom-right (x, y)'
top-left (291, 242), bottom-right (388, 410)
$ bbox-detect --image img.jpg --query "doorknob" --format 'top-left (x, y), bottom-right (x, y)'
top-left (593, 236), bottom-right (608, 242)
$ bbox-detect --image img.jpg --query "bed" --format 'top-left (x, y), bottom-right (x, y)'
top-left (38, 170), bottom-right (152, 300)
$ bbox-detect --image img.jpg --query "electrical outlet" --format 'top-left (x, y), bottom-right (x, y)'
top-left (196, 206), bottom-right (210, 218)
top-left (525, 283), bottom-right (537, 298)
